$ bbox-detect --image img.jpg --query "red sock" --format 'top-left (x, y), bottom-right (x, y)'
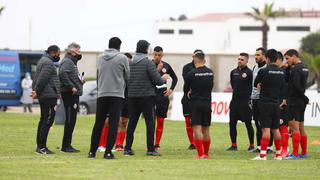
top-left (155, 117), bottom-right (165, 145)
top-left (115, 132), bottom-right (121, 146)
top-left (232, 143), bottom-right (237, 147)
top-left (260, 137), bottom-right (269, 158)
top-left (203, 138), bottom-right (211, 155)
top-left (99, 127), bottom-right (108, 147)
top-left (279, 125), bottom-right (289, 152)
top-left (120, 131), bottom-right (126, 146)
top-left (300, 135), bottom-right (308, 156)
top-left (185, 116), bottom-right (194, 145)
top-left (292, 132), bottom-right (301, 157)
top-left (194, 139), bottom-right (204, 157)
top-left (249, 144), bottom-right (254, 148)
top-left (274, 139), bottom-right (282, 157)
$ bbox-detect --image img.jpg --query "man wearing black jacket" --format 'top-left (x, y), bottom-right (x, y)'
top-left (32, 45), bottom-right (61, 154)
top-left (59, 42), bottom-right (84, 153)
top-left (153, 46), bottom-right (178, 150)
top-left (227, 53), bottom-right (254, 151)
top-left (252, 49), bottom-right (284, 160)
top-left (284, 49), bottom-right (309, 159)
top-left (124, 40), bottom-right (169, 156)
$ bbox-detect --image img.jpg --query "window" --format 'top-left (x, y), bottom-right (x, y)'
top-left (240, 26), bottom-right (264, 31)
top-left (179, 29), bottom-right (193, 34)
top-left (159, 29), bottom-right (174, 34)
top-left (277, 26), bottom-right (310, 31)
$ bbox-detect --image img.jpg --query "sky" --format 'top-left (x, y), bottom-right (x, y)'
top-left (0, 0), bottom-right (319, 52)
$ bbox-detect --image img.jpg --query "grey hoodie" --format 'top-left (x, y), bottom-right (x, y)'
top-left (97, 49), bottom-right (130, 99)
top-left (128, 53), bottom-right (165, 97)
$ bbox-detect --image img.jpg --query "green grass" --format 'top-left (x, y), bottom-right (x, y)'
top-left (0, 113), bottom-right (319, 180)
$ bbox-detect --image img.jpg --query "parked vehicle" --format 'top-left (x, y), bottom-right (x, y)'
top-left (79, 80), bottom-right (97, 115)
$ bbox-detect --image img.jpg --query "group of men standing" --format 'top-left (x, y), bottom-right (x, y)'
top-left (227, 47), bottom-right (309, 160)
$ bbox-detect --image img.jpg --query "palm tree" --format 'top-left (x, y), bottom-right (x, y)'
top-left (301, 53), bottom-right (320, 92)
top-left (0, 6), bottom-right (4, 16)
top-left (247, 3), bottom-right (283, 49)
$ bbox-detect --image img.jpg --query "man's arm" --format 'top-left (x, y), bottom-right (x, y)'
top-left (292, 67), bottom-right (305, 97)
top-left (34, 64), bottom-right (53, 95)
top-left (254, 69), bottom-right (263, 88)
top-left (59, 61), bottom-right (74, 91)
top-left (167, 63), bottom-right (178, 90)
top-left (147, 60), bottom-right (166, 86)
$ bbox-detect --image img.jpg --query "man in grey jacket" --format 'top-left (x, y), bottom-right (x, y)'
top-left (88, 37), bottom-right (130, 159)
top-left (59, 42), bottom-right (84, 153)
top-left (124, 40), bottom-right (169, 156)
top-left (32, 45), bottom-right (61, 154)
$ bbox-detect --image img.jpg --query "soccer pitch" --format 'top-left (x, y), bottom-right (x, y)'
top-left (0, 113), bottom-right (319, 180)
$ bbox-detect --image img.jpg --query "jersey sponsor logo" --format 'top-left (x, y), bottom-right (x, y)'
top-left (162, 68), bottom-right (167, 73)
top-left (268, 70), bottom-right (284, 75)
top-left (302, 68), bottom-right (309, 72)
top-left (232, 73), bottom-right (240, 76)
top-left (242, 73), bottom-right (247, 78)
top-left (195, 72), bottom-right (213, 77)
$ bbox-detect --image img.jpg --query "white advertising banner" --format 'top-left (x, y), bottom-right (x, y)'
top-left (170, 91), bottom-right (320, 126)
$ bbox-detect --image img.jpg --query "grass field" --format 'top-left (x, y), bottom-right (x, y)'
top-left (0, 112), bottom-right (319, 180)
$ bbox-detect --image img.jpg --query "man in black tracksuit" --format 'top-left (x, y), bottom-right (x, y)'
top-left (32, 45), bottom-right (61, 154)
top-left (252, 49), bottom-right (284, 160)
top-left (153, 46), bottom-right (178, 149)
top-left (227, 53), bottom-right (254, 151)
top-left (59, 43), bottom-right (84, 153)
top-left (124, 40), bottom-right (168, 156)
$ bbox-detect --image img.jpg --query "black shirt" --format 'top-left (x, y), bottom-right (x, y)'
top-left (254, 64), bottom-right (285, 103)
top-left (182, 61), bottom-right (196, 95)
top-left (230, 66), bottom-right (253, 101)
top-left (153, 60), bottom-right (178, 95)
top-left (185, 66), bottom-right (214, 102)
top-left (287, 62), bottom-right (309, 105)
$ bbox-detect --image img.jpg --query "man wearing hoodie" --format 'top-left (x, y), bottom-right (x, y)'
top-left (88, 37), bottom-right (130, 159)
top-left (59, 42), bottom-right (84, 153)
top-left (124, 40), bottom-right (169, 156)
top-left (32, 45), bottom-right (61, 154)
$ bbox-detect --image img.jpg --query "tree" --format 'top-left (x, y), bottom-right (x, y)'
top-left (0, 6), bottom-right (4, 16)
top-left (247, 3), bottom-right (282, 49)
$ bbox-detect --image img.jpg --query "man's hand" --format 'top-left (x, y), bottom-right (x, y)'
top-left (31, 91), bottom-right (37, 99)
top-left (280, 99), bottom-right (287, 109)
top-left (257, 83), bottom-right (262, 90)
top-left (164, 89), bottom-right (173, 97)
top-left (187, 90), bottom-right (192, 99)
top-left (157, 62), bottom-right (163, 72)
top-left (162, 74), bottom-right (170, 81)
top-left (72, 87), bottom-right (78, 95)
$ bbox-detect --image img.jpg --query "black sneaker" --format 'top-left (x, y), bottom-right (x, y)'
top-left (188, 144), bottom-right (196, 150)
top-left (252, 148), bottom-right (260, 153)
top-left (247, 146), bottom-right (255, 152)
top-left (226, 146), bottom-right (238, 151)
top-left (104, 152), bottom-right (115, 160)
top-left (36, 147), bottom-right (55, 155)
top-left (61, 146), bottom-right (80, 153)
top-left (154, 144), bottom-right (160, 150)
top-left (146, 151), bottom-right (161, 156)
top-left (124, 149), bottom-right (135, 156)
top-left (267, 149), bottom-right (274, 154)
top-left (88, 152), bottom-right (96, 159)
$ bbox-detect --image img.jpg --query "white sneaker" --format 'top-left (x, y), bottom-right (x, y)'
top-left (251, 156), bottom-right (267, 160)
top-left (97, 147), bottom-right (106, 152)
top-left (274, 156), bottom-right (282, 160)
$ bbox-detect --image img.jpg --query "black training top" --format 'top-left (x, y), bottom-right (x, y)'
top-left (185, 66), bottom-right (214, 102)
top-left (230, 66), bottom-right (253, 101)
top-left (287, 62), bottom-right (309, 104)
top-left (254, 64), bottom-right (285, 103)
top-left (153, 60), bottom-right (178, 95)
top-left (182, 61), bottom-right (196, 95)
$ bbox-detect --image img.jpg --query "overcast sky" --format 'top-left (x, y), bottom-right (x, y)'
top-left (0, 0), bottom-right (319, 52)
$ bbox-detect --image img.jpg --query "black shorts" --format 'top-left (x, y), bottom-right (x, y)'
top-left (258, 102), bottom-right (280, 129)
top-left (121, 98), bottom-right (130, 118)
top-left (288, 104), bottom-right (305, 122)
top-left (252, 99), bottom-right (259, 120)
top-left (190, 100), bottom-right (212, 127)
top-left (229, 100), bottom-right (252, 122)
top-left (181, 95), bottom-right (191, 116)
top-left (155, 95), bottom-right (169, 118)
top-left (279, 105), bottom-right (288, 126)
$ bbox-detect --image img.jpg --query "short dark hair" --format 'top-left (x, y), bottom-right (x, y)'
top-left (136, 40), bottom-right (150, 54)
top-left (256, 47), bottom-right (266, 55)
top-left (239, 52), bottom-right (249, 59)
top-left (193, 49), bottom-right (203, 54)
top-left (284, 49), bottom-right (299, 57)
top-left (46, 45), bottom-right (60, 54)
top-left (154, 46), bottom-right (163, 52)
top-left (266, 49), bottom-right (278, 63)
top-left (124, 52), bottom-right (132, 59)
top-left (277, 51), bottom-right (284, 61)
top-left (109, 37), bottom-right (122, 50)
top-left (194, 50), bottom-right (205, 60)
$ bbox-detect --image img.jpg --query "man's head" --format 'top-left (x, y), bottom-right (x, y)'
top-left (275, 51), bottom-right (284, 67)
top-left (265, 49), bottom-right (278, 64)
top-left (136, 40), bottom-right (150, 54)
top-left (153, 46), bottom-right (163, 64)
top-left (255, 47), bottom-right (266, 63)
top-left (124, 52), bottom-right (132, 60)
top-left (238, 52), bottom-right (249, 68)
top-left (284, 49), bottom-right (299, 65)
top-left (66, 42), bottom-right (82, 60)
top-left (193, 50), bottom-right (205, 67)
top-left (25, 72), bottom-right (31, 79)
top-left (46, 45), bottom-right (60, 62)
top-left (109, 37), bottom-right (122, 51)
